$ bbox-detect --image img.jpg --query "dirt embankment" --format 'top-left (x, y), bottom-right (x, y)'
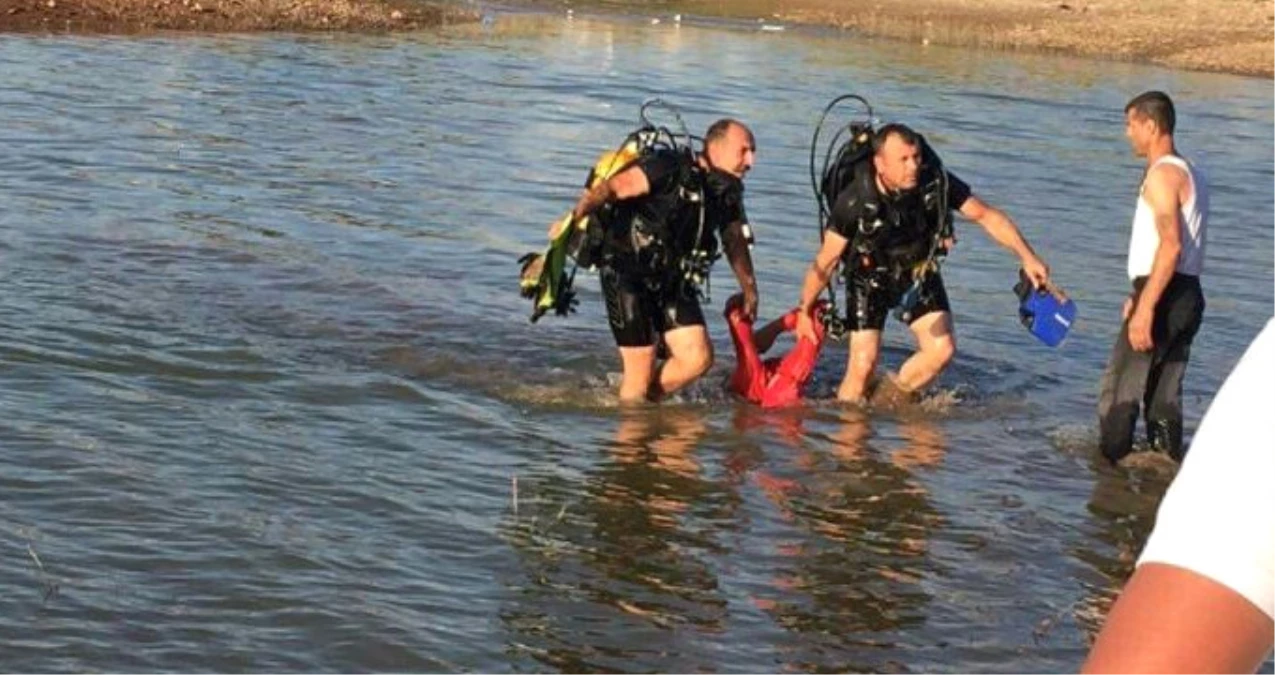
top-left (0, 0), bottom-right (1269, 78)
top-left (0, 0), bottom-right (475, 33)
top-left (750, 0), bottom-right (1274, 78)
top-left (530, 0), bottom-right (1275, 78)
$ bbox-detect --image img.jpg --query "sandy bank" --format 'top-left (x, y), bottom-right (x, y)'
top-left (0, 0), bottom-right (475, 33)
top-left (523, 0), bottom-right (1274, 78)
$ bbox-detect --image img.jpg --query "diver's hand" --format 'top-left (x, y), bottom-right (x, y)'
top-left (796, 309), bottom-right (818, 344)
top-left (1128, 305), bottom-right (1154, 352)
top-left (1121, 295), bottom-right (1134, 321)
top-left (1021, 254), bottom-right (1050, 289)
top-left (570, 188), bottom-right (592, 221)
top-left (547, 213), bottom-right (570, 239)
top-left (742, 287), bottom-right (759, 322)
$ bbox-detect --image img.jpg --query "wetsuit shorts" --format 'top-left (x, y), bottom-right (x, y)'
top-left (847, 269), bottom-right (951, 331)
top-left (600, 267), bottom-right (705, 348)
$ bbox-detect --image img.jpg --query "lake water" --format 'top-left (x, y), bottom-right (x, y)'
top-left (0, 12), bottom-right (1271, 672)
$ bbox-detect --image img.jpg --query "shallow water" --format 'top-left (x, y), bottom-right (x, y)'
top-left (0, 13), bottom-right (1271, 672)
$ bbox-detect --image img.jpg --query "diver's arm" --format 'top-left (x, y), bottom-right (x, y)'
top-left (799, 230), bottom-right (848, 314)
top-left (722, 221), bottom-right (759, 320)
top-left (794, 230), bottom-right (848, 343)
top-left (571, 165), bottom-right (650, 220)
top-left (959, 194), bottom-right (1050, 287)
top-left (1128, 165), bottom-right (1184, 352)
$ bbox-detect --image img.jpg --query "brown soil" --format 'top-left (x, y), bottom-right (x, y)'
top-left (0, 0), bottom-right (1268, 78)
top-left (532, 0), bottom-right (1275, 77)
top-left (0, 0), bottom-right (475, 33)
top-left (761, 0), bottom-right (1275, 78)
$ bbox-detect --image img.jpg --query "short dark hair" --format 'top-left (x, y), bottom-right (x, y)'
top-left (872, 123), bottom-right (920, 155)
top-left (1125, 90), bottom-right (1176, 135)
top-left (705, 118), bottom-right (751, 147)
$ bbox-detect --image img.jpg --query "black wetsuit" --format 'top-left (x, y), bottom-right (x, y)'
top-left (827, 166), bottom-right (971, 331)
top-left (598, 149), bottom-right (748, 348)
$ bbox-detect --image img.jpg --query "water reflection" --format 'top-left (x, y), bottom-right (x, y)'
top-left (500, 407), bottom-right (731, 671)
top-left (732, 406), bottom-right (946, 671)
top-left (0, 11), bottom-right (1270, 672)
top-left (1069, 457), bottom-right (1175, 641)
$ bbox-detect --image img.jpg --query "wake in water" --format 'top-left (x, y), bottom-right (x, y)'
top-left (498, 369), bottom-right (740, 410)
top-left (369, 299), bottom-right (1069, 422)
top-left (387, 336), bottom-right (1019, 422)
top-left (500, 370), bottom-right (624, 409)
top-left (1048, 423), bottom-right (1180, 480)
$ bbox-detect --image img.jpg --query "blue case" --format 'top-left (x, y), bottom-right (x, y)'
top-left (1014, 271), bottom-right (1076, 348)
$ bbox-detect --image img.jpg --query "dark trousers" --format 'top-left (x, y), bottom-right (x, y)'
top-left (1097, 274), bottom-right (1204, 463)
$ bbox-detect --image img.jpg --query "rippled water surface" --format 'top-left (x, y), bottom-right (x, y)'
top-left (0, 14), bottom-right (1271, 672)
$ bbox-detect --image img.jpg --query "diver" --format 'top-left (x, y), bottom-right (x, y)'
top-left (570, 117), bottom-right (760, 404)
top-left (795, 122), bottom-right (1052, 404)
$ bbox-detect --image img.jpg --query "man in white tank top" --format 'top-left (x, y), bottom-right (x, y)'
top-left (1097, 91), bottom-right (1208, 465)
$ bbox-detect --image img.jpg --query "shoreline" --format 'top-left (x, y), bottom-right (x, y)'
top-left (777, 0), bottom-right (1273, 79)
top-left (510, 0), bottom-right (1273, 79)
top-left (0, 0), bottom-right (1269, 79)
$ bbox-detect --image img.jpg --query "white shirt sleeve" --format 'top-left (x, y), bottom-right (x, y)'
top-left (1137, 317), bottom-right (1275, 620)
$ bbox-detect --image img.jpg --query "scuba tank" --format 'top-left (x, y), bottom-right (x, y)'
top-left (516, 136), bottom-right (646, 324)
top-left (809, 94), bottom-right (878, 341)
top-left (519, 99), bottom-right (701, 322)
top-left (567, 139), bottom-right (646, 270)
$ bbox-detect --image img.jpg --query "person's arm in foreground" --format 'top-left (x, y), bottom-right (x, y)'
top-left (1085, 318), bottom-right (1275, 673)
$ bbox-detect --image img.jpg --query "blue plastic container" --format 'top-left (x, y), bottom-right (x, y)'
top-left (1014, 271), bottom-right (1076, 348)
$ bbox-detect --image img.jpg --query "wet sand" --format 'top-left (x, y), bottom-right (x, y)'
top-left (774, 0), bottom-right (1273, 78)
top-left (521, 0), bottom-right (1274, 78)
top-left (1, 0), bottom-right (1268, 78)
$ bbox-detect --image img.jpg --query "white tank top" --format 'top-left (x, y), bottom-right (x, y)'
top-left (1128, 155), bottom-right (1208, 279)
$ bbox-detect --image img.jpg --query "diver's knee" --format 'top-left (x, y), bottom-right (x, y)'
top-left (667, 331), bottom-right (714, 375)
top-left (686, 342), bottom-right (714, 377)
top-left (932, 340), bottom-right (956, 367)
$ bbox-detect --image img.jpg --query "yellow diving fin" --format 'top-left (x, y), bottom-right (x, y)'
top-left (517, 135), bottom-right (646, 323)
top-left (519, 212), bottom-right (578, 322)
